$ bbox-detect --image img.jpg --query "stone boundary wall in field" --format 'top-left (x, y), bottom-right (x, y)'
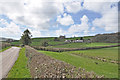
top-left (72, 53), bottom-right (119, 64)
top-left (0, 42), bottom-right (11, 49)
top-left (32, 45), bottom-right (120, 52)
top-left (25, 46), bottom-right (104, 78)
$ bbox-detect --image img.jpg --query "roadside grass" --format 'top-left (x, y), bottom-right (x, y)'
top-left (48, 43), bottom-right (118, 48)
top-left (7, 48), bottom-right (31, 78)
top-left (38, 47), bottom-right (118, 78)
top-left (0, 47), bottom-right (11, 52)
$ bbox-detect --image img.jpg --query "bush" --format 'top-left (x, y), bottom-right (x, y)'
top-left (42, 41), bottom-right (49, 47)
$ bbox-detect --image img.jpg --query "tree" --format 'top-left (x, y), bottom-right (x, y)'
top-left (80, 37), bottom-right (83, 40)
top-left (20, 29), bottom-right (32, 45)
top-left (42, 41), bottom-right (49, 47)
top-left (7, 39), bottom-right (13, 43)
top-left (54, 37), bottom-right (59, 41)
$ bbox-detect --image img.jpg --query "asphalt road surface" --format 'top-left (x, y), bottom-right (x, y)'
top-left (0, 47), bottom-right (20, 79)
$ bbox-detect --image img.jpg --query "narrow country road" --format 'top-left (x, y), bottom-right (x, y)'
top-left (0, 47), bottom-right (20, 79)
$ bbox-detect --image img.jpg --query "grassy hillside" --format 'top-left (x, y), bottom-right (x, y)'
top-left (38, 47), bottom-right (118, 78)
top-left (10, 36), bottom-right (94, 46)
top-left (10, 35), bottom-right (118, 49)
top-left (31, 37), bottom-right (117, 47)
top-left (11, 41), bottom-right (21, 45)
top-left (11, 37), bottom-right (63, 46)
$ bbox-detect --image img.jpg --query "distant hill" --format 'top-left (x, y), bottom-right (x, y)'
top-left (0, 37), bottom-right (14, 42)
top-left (91, 32), bottom-right (120, 43)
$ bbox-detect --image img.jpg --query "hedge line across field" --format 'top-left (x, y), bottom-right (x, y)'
top-left (32, 45), bottom-right (120, 52)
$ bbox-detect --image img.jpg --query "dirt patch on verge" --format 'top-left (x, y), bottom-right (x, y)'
top-left (25, 46), bottom-right (104, 78)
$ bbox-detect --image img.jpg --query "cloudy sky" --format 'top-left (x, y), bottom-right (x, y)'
top-left (0, 0), bottom-right (119, 39)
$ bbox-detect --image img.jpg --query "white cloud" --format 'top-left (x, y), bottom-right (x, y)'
top-left (0, 0), bottom-right (119, 38)
top-left (0, 19), bottom-right (22, 39)
top-left (82, 0), bottom-right (119, 2)
top-left (91, 2), bottom-right (118, 32)
top-left (0, 0), bottom-right (64, 30)
top-left (55, 15), bottom-right (90, 37)
top-left (91, 27), bottom-right (95, 31)
top-left (64, 1), bottom-right (83, 13)
top-left (29, 29), bottom-right (42, 38)
top-left (68, 15), bottom-right (89, 34)
top-left (83, 0), bottom-right (118, 32)
top-left (57, 13), bottom-right (74, 26)
top-left (55, 28), bottom-right (66, 36)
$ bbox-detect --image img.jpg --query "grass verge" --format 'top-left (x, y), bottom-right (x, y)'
top-left (7, 48), bottom-right (31, 78)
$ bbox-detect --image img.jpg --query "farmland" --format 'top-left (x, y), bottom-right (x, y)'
top-left (9, 34), bottom-right (119, 78)
top-left (11, 38), bottom-right (118, 49)
top-left (10, 36), bottom-right (93, 46)
top-left (38, 47), bottom-right (118, 78)
top-left (11, 41), bottom-right (21, 45)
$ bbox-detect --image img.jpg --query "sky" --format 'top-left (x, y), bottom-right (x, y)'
top-left (0, 0), bottom-right (119, 39)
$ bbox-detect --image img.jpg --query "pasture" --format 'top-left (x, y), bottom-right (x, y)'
top-left (11, 41), bottom-right (21, 45)
top-left (38, 47), bottom-right (118, 78)
top-left (10, 37), bottom-right (64, 46)
top-left (9, 36), bottom-right (118, 78)
top-left (10, 36), bottom-right (94, 46)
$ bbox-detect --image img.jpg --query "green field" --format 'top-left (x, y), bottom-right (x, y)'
top-left (48, 43), bottom-right (118, 48)
top-left (10, 36), bottom-right (94, 46)
top-left (7, 48), bottom-right (31, 78)
top-left (67, 47), bottom-right (118, 61)
top-left (11, 37), bottom-right (65, 46)
top-left (11, 41), bottom-right (21, 45)
top-left (38, 47), bottom-right (118, 78)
